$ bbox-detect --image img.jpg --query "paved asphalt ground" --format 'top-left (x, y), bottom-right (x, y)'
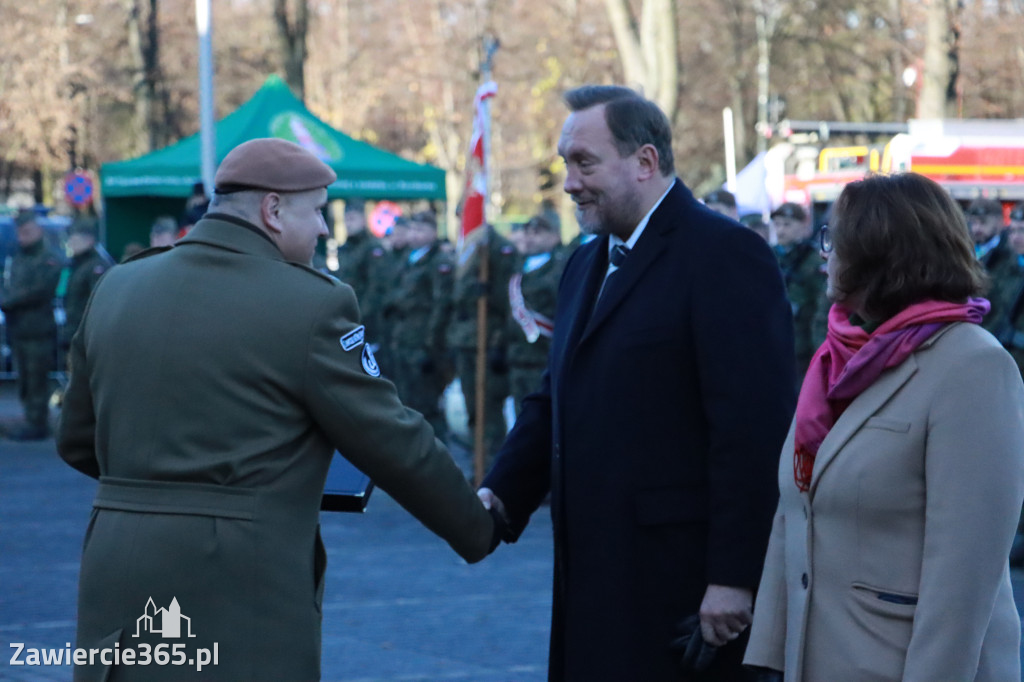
top-left (0, 382), bottom-right (552, 681)
top-left (3, 381), bottom-right (1024, 681)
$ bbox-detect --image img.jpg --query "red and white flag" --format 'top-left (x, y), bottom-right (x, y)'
top-left (459, 81), bottom-right (497, 251)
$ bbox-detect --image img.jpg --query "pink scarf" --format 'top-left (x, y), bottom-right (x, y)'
top-left (793, 297), bottom-right (989, 492)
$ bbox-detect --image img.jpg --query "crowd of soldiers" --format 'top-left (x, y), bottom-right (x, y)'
top-left (334, 201), bottom-right (568, 471)
top-left (699, 189), bottom-right (1024, 389)
top-left (5, 189), bottom-right (1024, 456)
top-left (0, 209), bottom-right (114, 440)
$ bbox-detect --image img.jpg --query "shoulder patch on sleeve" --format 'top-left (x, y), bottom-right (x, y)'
top-left (340, 325), bottom-right (365, 351)
top-left (438, 263), bottom-right (453, 274)
top-left (500, 245), bottom-right (516, 255)
top-left (361, 344), bottom-right (381, 376)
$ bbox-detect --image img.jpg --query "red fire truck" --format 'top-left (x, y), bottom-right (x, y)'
top-left (766, 118), bottom-right (1024, 219)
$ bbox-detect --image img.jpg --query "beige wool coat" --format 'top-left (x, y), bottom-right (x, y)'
top-left (745, 322), bottom-right (1024, 682)
top-left (58, 215), bottom-right (494, 681)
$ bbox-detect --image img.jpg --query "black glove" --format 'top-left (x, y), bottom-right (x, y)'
top-left (669, 614), bottom-right (717, 674)
top-left (420, 357), bottom-right (436, 374)
top-left (487, 506), bottom-right (509, 553)
top-left (487, 348), bottom-right (508, 375)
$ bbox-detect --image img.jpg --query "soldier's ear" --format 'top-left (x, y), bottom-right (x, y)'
top-left (261, 193), bottom-right (285, 235)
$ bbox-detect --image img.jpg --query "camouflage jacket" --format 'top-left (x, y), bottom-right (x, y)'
top-left (507, 248), bottom-right (567, 366)
top-left (385, 243), bottom-right (454, 353)
top-left (775, 240), bottom-right (826, 360)
top-left (446, 228), bottom-right (519, 351)
top-left (1, 239), bottom-right (63, 340)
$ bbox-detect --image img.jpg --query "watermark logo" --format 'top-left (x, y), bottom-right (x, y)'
top-left (134, 597), bottom-right (196, 638)
top-left (10, 597), bottom-right (217, 671)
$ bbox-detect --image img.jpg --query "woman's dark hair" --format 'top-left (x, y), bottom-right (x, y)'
top-left (830, 172), bottom-right (987, 320)
top-left (563, 85), bottom-right (675, 177)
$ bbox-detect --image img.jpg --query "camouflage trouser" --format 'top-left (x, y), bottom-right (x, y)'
top-left (509, 363), bottom-right (546, 417)
top-left (13, 336), bottom-right (55, 430)
top-left (453, 349), bottom-right (509, 472)
top-left (390, 346), bottom-right (449, 442)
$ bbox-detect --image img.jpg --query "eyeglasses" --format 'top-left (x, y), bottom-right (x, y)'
top-left (819, 224), bottom-right (833, 253)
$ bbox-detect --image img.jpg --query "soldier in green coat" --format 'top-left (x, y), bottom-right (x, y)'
top-left (60, 217), bottom-right (114, 350)
top-left (1, 209), bottom-right (63, 440)
top-left (446, 224), bottom-right (518, 469)
top-left (57, 139), bottom-right (499, 682)
top-left (385, 211), bottom-right (454, 441)
top-left (507, 214), bottom-right (566, 415)
top-left (771, 202), bottom-right (826, 383)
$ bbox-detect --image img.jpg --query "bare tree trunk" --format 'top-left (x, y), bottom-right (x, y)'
top-left (123, 0), bottom-right (159, 154)
top-left (274, 0), bottom-right (309, 100)
top-left (919, 0), bottom-right (962, 119)
top-left (602, 0), bottom-right (679, 117)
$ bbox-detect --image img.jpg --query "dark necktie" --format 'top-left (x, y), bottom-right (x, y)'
top-left (610, 244), bottom-right (630, 268)
top-left (595, 244), bottom-right (631, 306)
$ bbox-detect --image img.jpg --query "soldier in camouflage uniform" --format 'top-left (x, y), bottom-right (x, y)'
top-left (335, 200), bottom-right (374, 296)
top-left (60, 217), bottom-right (114, 351)
top-left (507, 214), bottom-right (566, 416)
top-left (981, 203), bottom-right (1024, 565)
top-left (984, 202), bottom-right (1024, 376)
top-left (362, 216), bottom-right (407, 376)
top-left (447, 224), bottom-right (518, 469)
top-left (967, 198), bottom-right (1011, 272)
top-left (384, 211), bottom-right (454, 440)
top-left (0, 210), bottom-right (63, 440)
top-left (771, 202), bottom-right (826, 384)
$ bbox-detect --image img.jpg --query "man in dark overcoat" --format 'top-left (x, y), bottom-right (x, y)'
top-left (479, 86), bottom-right (796, 681)
top-left (57, 138), bottom-right (499, 682)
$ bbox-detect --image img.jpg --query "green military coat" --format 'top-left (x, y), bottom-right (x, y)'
top-left (57, 214), bottom-right (494, 682)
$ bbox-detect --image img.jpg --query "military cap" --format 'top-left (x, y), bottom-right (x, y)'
top-left (771, 202), bottom-right (807, 221)
top-left (704, 189), bottom-right (736, 208)
top-left (1010, 202), bottom-right (1024, 222)
top-left (214, 138), bottom-right (337, 194)
top-left (966, 198), bottom-right (1002, 217)
top-left (14, 209), bottom-right (38, 227)
top-left (525, 214), bottom-right (558, 232)
top-left (69, 216), bottom-right (99, 238)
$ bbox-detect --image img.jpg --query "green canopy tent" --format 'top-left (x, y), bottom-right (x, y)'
top-left (100, 75), bottom-right (446, 259)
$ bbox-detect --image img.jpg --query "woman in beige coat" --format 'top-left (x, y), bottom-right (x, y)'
top-left (745, 172), bottom-right (1024, 681)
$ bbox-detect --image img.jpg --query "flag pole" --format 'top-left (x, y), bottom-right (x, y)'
top-left (473, 35), bottom-right (499, 487)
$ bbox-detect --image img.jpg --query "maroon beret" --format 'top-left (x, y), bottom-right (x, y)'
top-left (214, 138), bottom-right (337, 194)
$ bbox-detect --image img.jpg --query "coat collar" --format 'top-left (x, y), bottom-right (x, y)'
top-left (177, 213), bottom-right (285, 262)
top-left (577, 181), bottom-right (689, 343)
top-left (807, 322), bottom-right (961, 497)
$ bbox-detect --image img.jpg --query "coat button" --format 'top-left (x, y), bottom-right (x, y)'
top-left (801, 573), bottom-right (809, 589)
